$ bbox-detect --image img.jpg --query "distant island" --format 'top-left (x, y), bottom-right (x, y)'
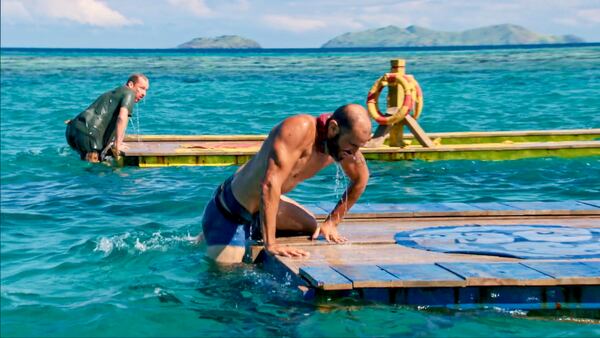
top-left (178, 35), bottom-right (261, 49)
top-left (321, 24), bottom-right (584, 48)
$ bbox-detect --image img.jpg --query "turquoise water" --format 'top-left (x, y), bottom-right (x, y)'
top-left (1, 46), bottom-right (600, 337)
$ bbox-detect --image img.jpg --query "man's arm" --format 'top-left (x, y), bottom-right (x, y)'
top-left (312, 151), bottom-right (369, 242)
top-left (261, 118), bottom-right (312, 258)
top-left (113, 107), bottom-right (129, 156)
top-left (113, 89), bottom-right (135, 156)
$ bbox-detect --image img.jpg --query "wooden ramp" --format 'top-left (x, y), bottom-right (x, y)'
top-left (122, 129), bottom-right (600, 167)
top-left (255, 200), bottom-right (600, 309)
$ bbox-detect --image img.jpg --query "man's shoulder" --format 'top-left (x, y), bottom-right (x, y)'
top-left (281, 114), bottom-right (315, 129)
top-left (275, 114), bottom-right (316, 144)
top-left (113, 85), bottom-right (134, 97)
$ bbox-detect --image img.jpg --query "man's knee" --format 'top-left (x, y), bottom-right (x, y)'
top-left (85, 151), bottom-right (100, 163)
top-left (276, 200), bottom-right (318, 233)
top-left (206, 245), bottom-right (246, 264)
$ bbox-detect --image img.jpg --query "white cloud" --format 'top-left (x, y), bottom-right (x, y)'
top-left (233, 0), bottom-right (250, 12)
top-left (575, 8), bottom-right (600, 24)
top-left (1, 0), bottom-right (33, 22)
top-left (1, 0), bottom-right (140, 27)
top-left (168, 0), bottom-right (213, 17)
top-left (41, 0), bottom-right (140, 27)
top-left (263, 15), bottom-right (327, 33)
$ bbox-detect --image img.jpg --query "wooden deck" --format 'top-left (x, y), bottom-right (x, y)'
top-left (122, 129), bottom-right (600, 167)
top-left (254, 200), bottom-right (600, 309)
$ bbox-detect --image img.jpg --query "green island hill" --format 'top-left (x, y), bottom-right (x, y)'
top-left (178, 35), bottom-right (261, 49)
top-left (321, 24), bottom-right (584, 48)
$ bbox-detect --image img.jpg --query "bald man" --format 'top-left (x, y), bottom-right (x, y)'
top-left (200, 104), bottom-right (372, 263)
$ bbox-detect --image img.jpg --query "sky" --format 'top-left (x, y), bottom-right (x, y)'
top-left (1, 0), bottom-right (599, 48)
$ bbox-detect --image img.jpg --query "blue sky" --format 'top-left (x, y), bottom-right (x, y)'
top-left (1, 0), bottom-right (599, 48)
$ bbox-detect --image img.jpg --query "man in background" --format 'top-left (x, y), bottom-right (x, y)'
top-left (65, 74), bottom-right (149, 162)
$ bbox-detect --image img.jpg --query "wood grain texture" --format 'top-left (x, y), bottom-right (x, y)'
top-left (436, 262), bottom-right (557, 286)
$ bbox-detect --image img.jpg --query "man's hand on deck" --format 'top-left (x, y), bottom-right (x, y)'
top-left (311, 221), bottom-right (347, 243)
top-left (266, 244), bottom-right (310, 258)
top-left (111, 145), bottom-right (122, 161)
top-left (114, 142), bottom-right (129, 152)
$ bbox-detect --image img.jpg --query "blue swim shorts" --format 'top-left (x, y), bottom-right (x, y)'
top-left (202, 176), bottom-right (261, 247)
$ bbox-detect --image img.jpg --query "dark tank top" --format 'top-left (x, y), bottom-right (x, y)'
top-left (73, 86), bottom-right (135, 149)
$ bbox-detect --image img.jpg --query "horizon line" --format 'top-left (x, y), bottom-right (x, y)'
top-left (1, 42), bottom-right (599, 52)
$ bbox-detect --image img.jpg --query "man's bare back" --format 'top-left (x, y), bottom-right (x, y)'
top-left (200, 104), bottom-right (372, 263)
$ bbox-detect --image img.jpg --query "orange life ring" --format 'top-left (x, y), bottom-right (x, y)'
top-left (366, 73), bottom-right (415, 125)
top-left (405, 75), bottom-right (423, 119)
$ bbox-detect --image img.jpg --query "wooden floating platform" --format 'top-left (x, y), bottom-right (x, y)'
top-left (254, 200), bottom-right (600, 309)
top-left (122, 129), bottom-right (600, 167)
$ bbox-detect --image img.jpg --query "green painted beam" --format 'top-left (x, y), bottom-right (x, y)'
top-left (126, 145), bottom-right (600, 167)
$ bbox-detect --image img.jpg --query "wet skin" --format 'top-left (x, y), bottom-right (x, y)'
top-left (206, 105), bottom-right (372, 262)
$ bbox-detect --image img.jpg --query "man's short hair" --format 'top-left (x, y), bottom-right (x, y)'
top-left (127, 73), bottom-right (148, 85)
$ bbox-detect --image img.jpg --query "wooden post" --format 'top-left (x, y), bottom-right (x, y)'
top-left (388, 123), bottom-right (405, 147)
top-left (388, 59), bottom-right (434, 148)
top-left (388, 59), bottom-right (405, 109)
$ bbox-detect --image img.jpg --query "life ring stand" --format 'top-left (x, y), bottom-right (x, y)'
top-left (367, 73), bottom-right (422, 125)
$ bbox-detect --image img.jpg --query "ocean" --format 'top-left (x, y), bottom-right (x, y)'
top-left (1, 45), bottom-right (599, 337)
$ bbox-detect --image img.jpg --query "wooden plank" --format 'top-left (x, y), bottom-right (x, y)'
top-left (125, 139), bottom-right (600, 156)
top-left (503, 201), bottom-right (596, 211)
top-left (123, 140), bottom-right (600, 166)
top-left (407, 203), bottom-right (456, 213)
top-left (316, 202), bottom-right (416, 218)
top-left (403, 115), bottom-right (435, 148)
top-left (440, 203), bottom-right (486, 212)
top-left (521, 261), bottom-right (600, 285)
top-left (419, 128), bottom-right (600, 139)
top-left (299, 266), bottom-right (353, 290)
top-left (125, 129), bottom-right (600, 143)
top-left (275, 216), bottom-right (600, 248)
top-left (125, 134), bottom-right (267, 142)
top-left (344, 203), bottom-right (416, 215)
top-left (338, 203), bottom-right (379, 214)
top-left (436, 262), bottom-right (556, 286)
top-left (361, 140), bottom-right (600, 153)
top-left (303, 204), bottom-right (328, 216)
top-left (338, 202), bottom-right (600, 219)
top-left (363, 143), bottom-right (600, 163)
top-left (378, 264), bottom-right (466, 287)
top-left (331, 264), bottom-right (400, 288)
top-left (426, 129), bottom-right (600, 145)
top-left (469, 202), bottom-right (519, 211)
top-left (578, 200), bottom-right (600, 209)
top-left (582, 261), bottom-right (600, 271)
top-left (276, 232), bottom-right (599, 273)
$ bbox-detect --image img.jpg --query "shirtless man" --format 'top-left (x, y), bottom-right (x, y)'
top-left (65, 74), bottom-right (149, 162)
top-left (201, 104), bottom-right (372, 263)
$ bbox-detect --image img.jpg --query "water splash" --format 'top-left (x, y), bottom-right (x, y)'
top-left (94, 233), bottom-right (130, 254)
top-left (93, 231), bottom-right (195, 256)
top-left (132, 95), bottom-right (148, 142)
top-left (334, 163), bottom-right (349, 217)
top-left (134, 94), bottom-right (146, 142)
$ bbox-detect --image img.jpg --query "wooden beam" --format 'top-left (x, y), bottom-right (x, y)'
top-left (402, 115), bottom-right (435, 148)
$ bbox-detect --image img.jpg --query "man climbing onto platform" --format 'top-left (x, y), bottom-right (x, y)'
top-left (65, 74), bottom-right (149, 162)
top-left (200, 103), bottom-right (372, 263)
